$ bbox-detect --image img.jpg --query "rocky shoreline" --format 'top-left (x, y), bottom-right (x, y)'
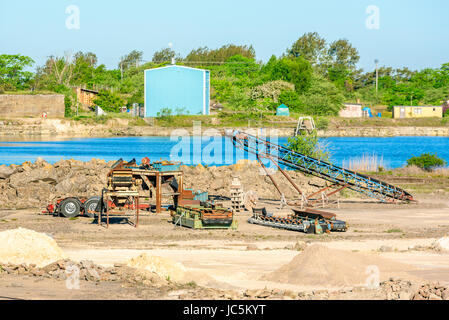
top-left (0, 118), bottom-right (448, 138)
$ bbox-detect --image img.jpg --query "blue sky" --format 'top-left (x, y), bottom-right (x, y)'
top-left (1, 0), bottom-right (448, 72)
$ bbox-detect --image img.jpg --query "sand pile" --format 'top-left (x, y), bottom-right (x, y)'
top-left (126, 253), bottom-right (187, 282)
top-left (262, 244), bottom-right (415, 288)
top-left (0, 228), bottom-right (66, 267)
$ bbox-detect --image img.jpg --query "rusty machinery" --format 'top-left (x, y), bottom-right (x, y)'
top-left (229, 130), bottom-right (416, 234)
top-left (96, 158), bottom-right (184, 228)
top-left (44, 158), bottom-right (184, 225)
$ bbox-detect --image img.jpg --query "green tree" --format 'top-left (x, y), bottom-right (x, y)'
top-left (222, 55), bottom-right (260, 77)
top-left (152, 48), bottom-right (181, 63)
top-left (185, 44), bottom-right (256, 64)
top-left (270, 57), bottom-right (313, 93)
top-left (288, 32), bottom-right (327, 66)
top-left (71, 52), bottom-right (98, 85)
top-left (0, 54), bottom-right (35, 90)
top-left (119, 50), bottom-right (143, 71)
top-left (327, 39), bottom-right (360, 70)
top-left (287, 132), bottom-right (330, 162)
top-left (296, 74), bottom-right (345, 115)
top-left (93, 90), bottom-right (126, 112)
top-left (407, 153), bottom-right (446, 171)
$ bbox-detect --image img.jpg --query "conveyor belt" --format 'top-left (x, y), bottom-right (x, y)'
top-left (230, 130), bottom-right (414, 203)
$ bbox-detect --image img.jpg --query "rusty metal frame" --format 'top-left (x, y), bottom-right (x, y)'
top-left (98, 192), bottom-right (140, 229)
top-left (255, 154), bottom-right (348, 208)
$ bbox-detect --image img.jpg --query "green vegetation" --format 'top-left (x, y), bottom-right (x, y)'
top-left (406, 153), bottom-right (447, 171)
top-left (286, 132), bottom-right (330, 162)
top-left (1, 32), bottom-right (448, 120)
top-left (93, 90), bottom-right (126, 113)
top-left (385, 228), bottom-right (403, 233)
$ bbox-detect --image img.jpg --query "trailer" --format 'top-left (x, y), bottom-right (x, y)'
top-left (43, 196), bottom-right (101, 218)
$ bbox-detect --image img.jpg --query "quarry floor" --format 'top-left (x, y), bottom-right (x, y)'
top-left (0, 194), bottom-right (449, 300)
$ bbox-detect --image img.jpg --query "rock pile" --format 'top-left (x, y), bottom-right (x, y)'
top-left (181, 160), bottom-right (326, 200)
top-left (411, 283), bottom-right (449, 300)
top-left (0, 259), bottom-right (119, 282)
top-left (2, 259), bottom-right (447, 300)
top-left (0, 158), bottom-right (111, 209)
top-left (0, 259), bottom-right (166, 286)
top-left (0, 159), bottom-right (326, 210)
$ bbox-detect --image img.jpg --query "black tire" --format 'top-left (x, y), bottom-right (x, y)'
top-left (84, 196), bottom-right (101, 218)
top-left (59, 198), bottom-right (81, 218)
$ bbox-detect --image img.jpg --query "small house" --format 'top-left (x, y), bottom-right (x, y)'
top-left (392, 106), bottom-right (443, 119)
top-left (276, 104), bottom-right (290, 116)
top-left (339, 103), bottom-right (363, 118)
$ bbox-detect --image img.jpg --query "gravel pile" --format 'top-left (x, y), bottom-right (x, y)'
top-left (410, 283), bottom-right (449, 300)
top-left (0, 258), bottom-right (167, 286)
top-left (0, 158), bottom-right (111, 209)
top-left (0, 159), bottom-right (327, 210)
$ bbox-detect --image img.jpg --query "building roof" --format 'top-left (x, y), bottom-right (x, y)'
top-left (144, 65), bottom-right (208, 72)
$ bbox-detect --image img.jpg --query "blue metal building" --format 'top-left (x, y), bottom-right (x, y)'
top-left (144, 65), bottom-right (210, 117)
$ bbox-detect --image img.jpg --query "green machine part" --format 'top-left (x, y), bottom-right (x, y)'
top-left (172, 206), bottom-right (238, 230)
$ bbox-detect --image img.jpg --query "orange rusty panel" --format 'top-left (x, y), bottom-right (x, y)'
top-left (74, 87), bottom-right (99, 106)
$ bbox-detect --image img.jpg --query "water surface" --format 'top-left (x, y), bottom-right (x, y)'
top-left (0, 136), bottom-right (448, 169)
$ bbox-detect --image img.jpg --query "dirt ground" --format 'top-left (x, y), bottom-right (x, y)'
top-left (0, 193), bottom-right (448, 300)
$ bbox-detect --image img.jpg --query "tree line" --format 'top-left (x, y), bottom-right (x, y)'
top-left (1, 32), bottom-right (448, 117)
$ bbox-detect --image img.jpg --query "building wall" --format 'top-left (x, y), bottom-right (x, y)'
top-left (74, 87), bottom-right (98, 106)
top-left (144, 66), bottom-right (210, 117)
top-left (393, 106), bottom-right (443, 119)
top-left (339, 104), bottom-right (363, 118)
top-left (0, 94), bottom-right (65, 118)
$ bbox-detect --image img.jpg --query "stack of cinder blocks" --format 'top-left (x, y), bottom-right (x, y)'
top-left (230, 176), bottom-right (244, 213)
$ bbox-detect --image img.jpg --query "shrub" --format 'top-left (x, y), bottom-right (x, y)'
top-left (64, 96), bottom-right (74, 117)
top-left (315, 117), bottom-right (329, 130)
top-left (444, 108), bottom-right (449, 118)
top-left (286, 132), bottom-right (330, 162)
top-left (157, 107), bottom-right (173, 118)
top-left (93, 90), bottom-right (125, 113)
top-left (406, 153), bottom-right (447, 171)
top-left (250, 80), bottom-right (295, 102)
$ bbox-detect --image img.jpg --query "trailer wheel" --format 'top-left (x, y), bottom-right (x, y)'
top-left (60, 198), bottom-right (81, 218)
top-left (84, 196), bottom-right (101, 218)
